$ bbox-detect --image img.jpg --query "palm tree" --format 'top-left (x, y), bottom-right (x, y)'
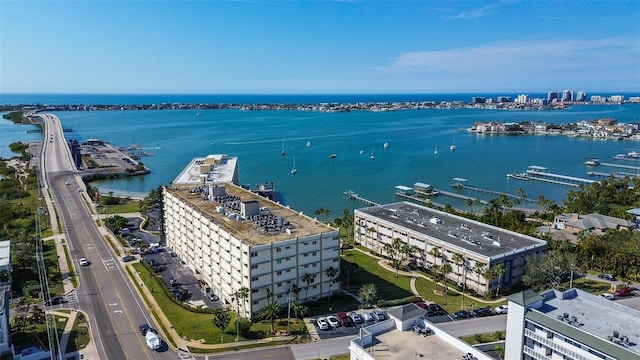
top-left (441, 263), bottom-right (453, 305)
top-left (302, 273), bottom-right (315, 301)
top-left (290, 283), bottom-right (301, 301)
top-left (234, 286), bottom-right (250, 319)
top-left (257, 301), bottom-right (281, 334)
top-left (494, 263), bottom-right (507, 297)
top-left (325, 266), bottom-right (338, 300)
top-left (484, 267), bottom-right (496, 296)
top-left (451, 253), bottom-right (466, 308)
top-left (431, 264), bottom-right (441, 293)
top-left (473, 262), bottom-right (486, 295)
top-left (429, 247), bottom-right (442, 267)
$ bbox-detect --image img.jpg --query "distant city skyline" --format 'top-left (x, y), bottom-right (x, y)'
top-left (1, 1), bottom-right (639, 94)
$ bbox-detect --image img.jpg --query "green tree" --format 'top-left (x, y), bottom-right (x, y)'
top-left (302, 273), bottom-right (315, 301)
top-left (494, 263), bottom-right (507, 297)
top-left (441, 263), bottom-right (453, 304)
top-left (325, 266), bottom-right (338, 300)
top-left (234, 287), bottom-right (250, 319)
top-left (358, 283), bottom-right (378, 307)
top-left (472, 262), bottom-right (486, 295)
top-left (484, 267), bottom-right (496, 296)
top-left (211, 308), bottom-right (231, 343)
top-left (256, 301), bottom-right (281, 334)
top-left (452, 253), bottom-right (466, 308)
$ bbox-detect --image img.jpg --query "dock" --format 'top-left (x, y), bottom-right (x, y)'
top-left (599, 162), bottom-right (640, 171)
top-left (525, 166), bottom-right (596, 187)
top-left (344, 190), bottom-right (380, 207)
top-left (457, 184), bottom-right (537, 204)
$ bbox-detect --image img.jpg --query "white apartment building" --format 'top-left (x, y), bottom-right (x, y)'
top-left (505, 288), bottom-right (640, 360)
top-left (162, 183), bottom-right (340, 317)
top-left (0, 241), bottom-right (10, 355)
top-left (354, 202), bottom-right (547, 296)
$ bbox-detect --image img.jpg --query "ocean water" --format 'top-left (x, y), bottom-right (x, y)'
top-left (2, 94), bottom-right (640, 219)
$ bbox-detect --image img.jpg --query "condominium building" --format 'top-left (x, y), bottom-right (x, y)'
top-left (354, 202), bottom-right (547, 295)
top-left (505, 288), bottom-right (640, 360)
top-left (0, 241), bottom-right (10, 355)
top-left (162, 182), bottom-right (340, 317)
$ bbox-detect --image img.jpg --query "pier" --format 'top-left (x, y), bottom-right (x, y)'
top-left (457, 183), bottom-right (537, 204)
top-left (344, 190), bottom-right (380, 207)
top-left (599, 162), bottom-right (640, 171)
top-left (525, 166), bottom-right (596, 187)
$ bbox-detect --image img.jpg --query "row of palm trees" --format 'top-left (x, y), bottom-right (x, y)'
top-left (381, 237), bottom-right (508, 299)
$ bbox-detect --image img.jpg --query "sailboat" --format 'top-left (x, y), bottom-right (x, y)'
top-left (360, 145), bottom-right (364, 155)
top-left (450, 136), bottom-right (456, 151)
top-left (383, 142), bottom-right (389, 149)
top-left (281, 139), bottom-right (286, 156)
top-left (370, 146), bottom-right (375, 160)
top-left (291, 156), bottom-right (297, 174)
top-left (434, 144), bottom-right (438, 155)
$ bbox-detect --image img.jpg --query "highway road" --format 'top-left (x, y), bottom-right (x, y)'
top-left (39, 113), bottom-right (176, 359)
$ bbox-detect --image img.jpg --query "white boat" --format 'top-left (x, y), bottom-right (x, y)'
top-left (306, 141), bottom-right (311, 147)
top-left (584, 158), bottom-right (600, 166)
top-left (360, 145), bottom-right (364, 155)
top-left (330, 153), bottom-right (336, 159)
top-left (281, 139), bottom-right (286, 156)
top-left (370, 146), bottom-right (375, 160)
top-left (434, 144), bottom-right (438, 155)
top-left (291, 156), bottom-right (297, 174)
top-left (383, 142), bottom-right (389, 149)
top-left (450, 136), bottom-right (456, 151)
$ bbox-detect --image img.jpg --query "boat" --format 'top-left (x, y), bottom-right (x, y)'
top-left (281, 139), bottom-right (286, 156)
top-left (360, 145), bottom-right (364, 155)
top-left (584, 158), bottom-right (600, 166)
top-left (196, 112), bottom-right (201, 116)
top-left (330, 153), bottom-right (336, 159)
top-left (370, 146), bottom-right (375, 160)
top-left (450, 136), bottom-right (456, 151)
top-left (384, 142), bottom-right (389, 149)
top-left (291, 156), bottom-right (297, 174)
top-left (507, 173), bottom-right (529, 181)
top-left (434, 144), bottom-right (438, 155)
top-left (306, 141), bottom-right (311, 147)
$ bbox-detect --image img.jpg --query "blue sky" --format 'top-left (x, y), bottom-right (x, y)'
top-left (1, 0), bottom-right (639, 94)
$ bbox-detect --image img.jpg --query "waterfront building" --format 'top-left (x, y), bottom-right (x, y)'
top-left (162, 182), bottom-right (340, 317)
top-left (553, 213), bottom-right (635, 235)
top-left (576, 91), bottom-right (587, 102)
top-left (609, 95), bottom-right (624, 104)
top-left (171, 154), bottom-right (238, 187)
top-left (0, 241), bottom-right (10, 355)
top-left (496, 96), bottom-right (512, 103)
top-left (505, 288), bottom-right (640, 360)
top-left (547, 91), bottom-right (558, 103)
top-left (562, 89), bottom-right (573, 102)
top-left (354, 202), bottom-right (547, 296)
top-left (516, 94), bottom-right (530, 104)
top-left (471, 96), bottom-right (486, 105)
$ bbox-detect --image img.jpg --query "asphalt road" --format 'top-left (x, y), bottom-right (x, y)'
top-left (41, 114), bottom-right (175, 359)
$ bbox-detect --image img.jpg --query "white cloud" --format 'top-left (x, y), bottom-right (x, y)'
top-left (446, 4), bottom-right (498, 19)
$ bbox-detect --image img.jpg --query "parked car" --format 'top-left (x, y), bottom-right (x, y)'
top-left (326, 315), bottom-right (341, 328)
top-left (598, 273), bottom-right (616, 281)
top-left (122, 255), bottom-right (136, 262)
top-left (169, 277), bottom-right (179, 287)
top-left (429, 303), bottom-right (447, 316)
top-left (600, 293), bottom-right (615, 300)
top-left (614, 287), bottom-right (633, 297)
top-left (206, 292), bottom-right (219, 301)
top-left (171, 288), bottom-right (189, 301)
top-left (453, 309), bottom-right (472, 319)
top-left (78, 258), bottom-right (89, 266)
top-left (316, 317), bottom-right (330, 330)
top-left (45, 296), bottom-right (65, 306)
top-left (349, 311), bottom-right (363, 324)
top-left (338, 312), bottom-right (355, 327)
top-left (372, 310), bottom-right (387, 321)
top-left (415, 301), bottom-right (429, 309)
top-left (472, 306), bottom-right (493, 317)
top-left (494, 305), bottom-right (509, 314)
top-left (362, 312), bottom-right (374, 322)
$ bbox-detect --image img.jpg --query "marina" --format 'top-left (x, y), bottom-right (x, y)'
top-left (524, 166), bottom-right (596, 187)
top-left (344, 190), bottom-right (380, 207)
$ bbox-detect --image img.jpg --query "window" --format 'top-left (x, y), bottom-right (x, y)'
top-left (277, 271), bottom-right (282, 275)
top-left (285, 246), bottom-right (290, 249)
top-left (312, 240), bottom-right (317, 245)
top-left (276, 259), bottom-right (282, 264)
top-left (251, 252), bottom-right (258, 257)
top-left (251, 276), bottom-right (259, 281)
top-left (251, 265), bottom-right (258, 269)
top-left (276, 248), bottom-right (282, 252)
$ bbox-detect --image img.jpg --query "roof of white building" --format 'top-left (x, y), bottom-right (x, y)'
top-left (525, 288), bottom-right (640, 359)
top-left (164, 182), bottom-right (335, 245)
top-left (356, 202), bottom-right (547, 259)
top-left (172, 154), bottom-right (237, 186)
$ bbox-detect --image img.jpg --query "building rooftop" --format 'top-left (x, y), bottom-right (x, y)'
top-left (356, 328), bottom-right (469, 360)
top-left (172, 154), bottom-right (237, 186)
top-left (165, 182), bottom-right (335, 245)
top-left (529, 288), bottom-right (640, 358)
top-left (356, 202), bottom-right (546, 259)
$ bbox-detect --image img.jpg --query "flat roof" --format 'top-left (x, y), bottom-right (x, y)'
top-left (355, 202), bottom-right (546, 259)
top-left (528, 288), bottom-right (640, 358)
top-left (172, 155), bottom-right (237, 185)
top-left (165, 182), bottom-right (335, 245)
top-left (361, 328), bottom-right (467, 360)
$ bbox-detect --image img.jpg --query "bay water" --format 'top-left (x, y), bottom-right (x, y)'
top-left (2, 95), bottom-right (640, 219)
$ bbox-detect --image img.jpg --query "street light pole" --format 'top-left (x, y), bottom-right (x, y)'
top-left (287, 288), bottom-right (293, 335)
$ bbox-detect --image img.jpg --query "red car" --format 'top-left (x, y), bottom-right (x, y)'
top-left (614, 287), bottom-right (633, 297)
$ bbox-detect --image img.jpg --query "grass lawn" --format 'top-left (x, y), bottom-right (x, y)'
top-left (413, 277), bottom-right (500, 313)
top-left (563, 277), bottom-right (614, 294)
top-left (66, 312), bottom-right (91, 353)
top-left (97, 201), bottom-right (141, 214)
top-left (305, 294), bottom-right (360, 317)
top-left (341, 250), bottom-right (413, 301)
top-left (132, 263), bottom-right (303, 345)
top-left (461, 331), bottom-right (506, 345)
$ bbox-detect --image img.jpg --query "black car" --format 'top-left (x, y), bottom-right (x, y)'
top-left (139, 323), bottom-right (151, 335)
top-left (598, 273), bottom-right (615, 281)
top-left (429, 303), bottom-right (447, 316)
top-left (171, 288), bottom-right (189, 301)
top-left (45, 296), bottom-right (65, 306)
top-left (453, 309), bottom-right (472, 319)
top-left (472, 306), bottom-right (493, 317)
top-left (122, 255), bottom-right (136, 262)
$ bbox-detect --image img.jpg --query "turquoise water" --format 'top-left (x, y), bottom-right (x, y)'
top-left (2, 103), bottom-right (640, 218)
